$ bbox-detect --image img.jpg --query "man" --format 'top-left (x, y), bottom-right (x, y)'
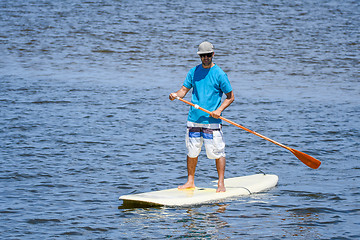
top-left (169, 41), bottom-right (234, 192)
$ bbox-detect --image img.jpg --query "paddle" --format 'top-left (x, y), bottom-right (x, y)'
top-left (176, 97), bottom-right (321, 169)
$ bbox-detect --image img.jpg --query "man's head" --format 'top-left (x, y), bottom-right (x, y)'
top-left (197, 41), bottom-right (214, 68)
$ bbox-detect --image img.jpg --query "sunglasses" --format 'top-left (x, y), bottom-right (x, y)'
top-left (199, 53), bottom-right (213, 58)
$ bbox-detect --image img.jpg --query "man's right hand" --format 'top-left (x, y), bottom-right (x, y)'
top-left (169, 93), bottom-right (178, 101)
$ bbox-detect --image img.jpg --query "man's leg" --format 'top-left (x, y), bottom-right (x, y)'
top-left (178, 156), bottom-right (198, 189)
top-left (216, 157), bottom-right (226, 192)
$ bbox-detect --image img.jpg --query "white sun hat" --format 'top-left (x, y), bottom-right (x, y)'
top-left (197, 41), bottom-right (214, 55)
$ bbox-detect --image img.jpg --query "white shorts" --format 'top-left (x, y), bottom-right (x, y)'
top-left (186, 121), bottom-right (226, 159)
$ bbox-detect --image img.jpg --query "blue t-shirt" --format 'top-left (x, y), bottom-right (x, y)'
top-left (183, 64), bottom-right (232, 124)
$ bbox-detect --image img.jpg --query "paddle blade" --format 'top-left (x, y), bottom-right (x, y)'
top-left (290, 149), bottom-right (321, 169)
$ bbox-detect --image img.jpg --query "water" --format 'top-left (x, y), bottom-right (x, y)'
top-left (0, 0), bottom-right (359, 239)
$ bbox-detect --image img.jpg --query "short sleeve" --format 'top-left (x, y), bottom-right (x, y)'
top-left (220, 73), bottom-right (232, 94)
top-left (183, 67), bottom-right (196, 89)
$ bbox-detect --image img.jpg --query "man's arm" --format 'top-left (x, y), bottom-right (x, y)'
top-left (169, 86), bottom-right (191, 101)
top-left (210, 91), bottom-right (235, 119)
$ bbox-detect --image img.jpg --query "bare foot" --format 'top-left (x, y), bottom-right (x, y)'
top-left (178, 181), bottom-right (195, 190)
top-left (216, 183), bottom-right (226, 193)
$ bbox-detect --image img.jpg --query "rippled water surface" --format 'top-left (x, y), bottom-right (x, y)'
top-left (1, 0), bottom-right (359, 239)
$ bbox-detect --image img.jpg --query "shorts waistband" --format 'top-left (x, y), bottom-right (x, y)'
top-left (186, 121), bottom-right (222, 129)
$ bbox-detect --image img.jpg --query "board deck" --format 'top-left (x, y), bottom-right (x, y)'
top-left (119, 174), bottom-right (278, 207)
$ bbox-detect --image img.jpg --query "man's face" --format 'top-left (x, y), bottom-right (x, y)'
top-left (199, 52), bottom-right (214, 67)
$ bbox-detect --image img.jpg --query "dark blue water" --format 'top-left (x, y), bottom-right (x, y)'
top-left (1, 0), bottom-right (359, 239)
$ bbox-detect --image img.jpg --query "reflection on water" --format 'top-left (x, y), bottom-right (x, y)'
top-left (120, 203), bottom-right (231, 239)
top-left (283, 208), bottom-right (322, 239)
top-left (179, 204), bottom-right (230, 239)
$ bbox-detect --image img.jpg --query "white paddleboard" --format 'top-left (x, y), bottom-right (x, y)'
top-left (119, 174), bottom-right (278, 207)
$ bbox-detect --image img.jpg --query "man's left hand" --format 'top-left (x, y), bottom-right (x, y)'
top-left (210, 109), bottom-right (222, 119)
